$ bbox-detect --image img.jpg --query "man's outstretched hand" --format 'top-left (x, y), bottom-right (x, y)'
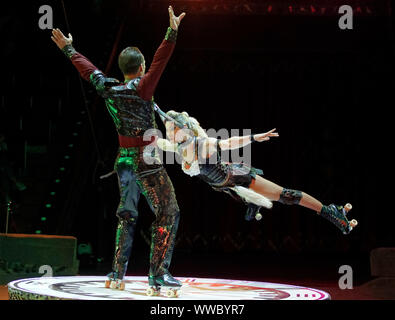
top-left (169, 5), bottom-right (186, 31)
top-left (51, 28), bottom-right (73, 50)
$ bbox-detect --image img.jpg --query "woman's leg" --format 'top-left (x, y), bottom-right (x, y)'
top-left (248, 175), bottom-right (356, 234)
top-left (249, 175), bottom-right (323, 212)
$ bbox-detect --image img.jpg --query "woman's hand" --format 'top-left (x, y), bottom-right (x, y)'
top-left (169, 5), bottom-right (186, 31)
top-left (156, 138), bottom-right (178, 153)
top-left (51, 28), bottom-right (73, 50)
top-left (253, 128), bottom-right (279, 142)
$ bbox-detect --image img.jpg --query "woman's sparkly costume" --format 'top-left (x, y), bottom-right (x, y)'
top-left (180, 138), bottom-right (260, 187)
top-left (180, 137), bottom-right (272, 220)
top-left (62, 28), bottom-right (181, 282)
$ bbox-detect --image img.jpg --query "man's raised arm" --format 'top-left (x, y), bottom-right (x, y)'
top-left (137, 6), bottom-right (186, 101)
top-left (51, 28), bottom-right (101, 82)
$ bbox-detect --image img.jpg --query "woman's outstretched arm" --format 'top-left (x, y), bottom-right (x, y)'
top-left (218, 128), bottom-right (279, 150)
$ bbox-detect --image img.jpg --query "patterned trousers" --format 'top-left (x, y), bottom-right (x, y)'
top-left (110, 146), bottom-right (180, 280)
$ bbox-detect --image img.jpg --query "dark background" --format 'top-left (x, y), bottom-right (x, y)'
top-left (1, 0), bottom-right (394, 287)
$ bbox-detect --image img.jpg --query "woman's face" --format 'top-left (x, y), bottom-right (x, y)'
top-left (165, 121), bottom-right (189, 143)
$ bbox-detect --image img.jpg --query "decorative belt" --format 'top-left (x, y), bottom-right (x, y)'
top-left (118, 135), bottom-right (157, 148)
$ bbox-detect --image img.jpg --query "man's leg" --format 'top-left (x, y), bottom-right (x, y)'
top-left (137, 167), bottom-right (180, 284)
top-left (108, 166), bottom-right (141, 285)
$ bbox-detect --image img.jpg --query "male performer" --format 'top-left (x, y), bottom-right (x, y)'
top-left (51, 6), bottom-right (186, 291)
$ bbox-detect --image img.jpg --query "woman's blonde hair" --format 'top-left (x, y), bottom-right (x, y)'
top-left (166, 110), bottom-right (208, 138)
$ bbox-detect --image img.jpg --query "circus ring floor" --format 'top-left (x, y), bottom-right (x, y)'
top-left (7, 275), bottom-right (330, 300)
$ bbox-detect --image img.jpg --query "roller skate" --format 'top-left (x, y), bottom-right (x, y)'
top-left (105, 272), bottom-right (125, 291)
top-left (319, 203), bottom-right (358, 235)
top-left (146, 273), bottom-right (182, 298)
top-left (245, 203), bottom-right (263, 221)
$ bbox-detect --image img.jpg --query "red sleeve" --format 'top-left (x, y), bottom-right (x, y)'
top-left (70, 52), bottom-right (100, 82)
top-left (137, 39), bottom-right (175, 101)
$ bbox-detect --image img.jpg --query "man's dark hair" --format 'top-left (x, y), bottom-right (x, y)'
top-left (118, 47), bottom-right (144, 75)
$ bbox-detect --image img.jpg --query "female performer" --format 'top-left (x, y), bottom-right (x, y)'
top-left (155, 109), bottom-right (357, 235)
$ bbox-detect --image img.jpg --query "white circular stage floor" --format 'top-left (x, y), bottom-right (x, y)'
top-left (8, 276), bottom-right (331, 300)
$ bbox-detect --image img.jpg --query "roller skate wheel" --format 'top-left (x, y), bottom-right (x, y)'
top-left (109, 280), bottom-right (124, 290)
top-left (350, 219), bottom-right (358, 228)
top-left (104, 280), bottom-right (111, 288)
top-left (255, 213), bottom-right (262, 221)
top-left (344, 203), bottom-right (352, 212)
top-left (146, 287), bottom-right (160, 296)
top-left (166, 288), bottom-right (179, 298)
top-left (119, 281), bottom-right (125, 291)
